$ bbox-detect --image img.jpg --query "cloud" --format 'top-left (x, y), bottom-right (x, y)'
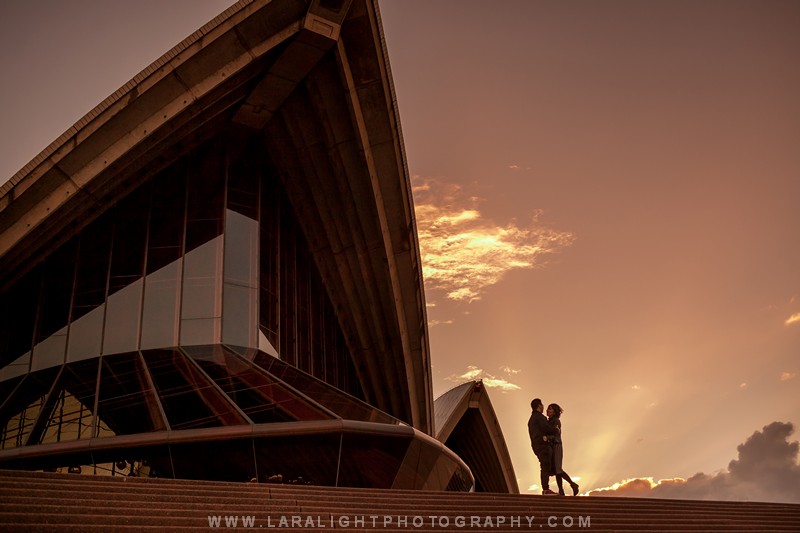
top-left (428, 319), bottom-right (454, 328)
top-left (508, 164), bottom-right (520, 170)
top-left (781, 372), bottom-right (796, 382)
top-left (500, 365), bottom-right (521, 375)
top-left (589, 422), bottom-right (800, 503)
top-left (739, 382), bottom-right (748, 390)
top-left (412, 177), bottom-right (574, 303)
top-left (785, 312), bottom-right (800, 326)
top-left (447, 365), bottom-right (522, 392)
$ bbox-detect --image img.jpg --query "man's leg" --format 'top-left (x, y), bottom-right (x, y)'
top-left (533, 445), bottom-right (554, 493)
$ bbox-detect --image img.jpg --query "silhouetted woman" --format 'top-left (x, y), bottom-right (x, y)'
top-left (547, 403), bottom-right (579, 496)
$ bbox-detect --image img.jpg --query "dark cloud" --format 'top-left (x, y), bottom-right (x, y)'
top-left (590, 422), bottom-right (800, 503)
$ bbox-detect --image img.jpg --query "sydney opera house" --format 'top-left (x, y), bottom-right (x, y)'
top-left (0, 0), bottom-right (516, 493)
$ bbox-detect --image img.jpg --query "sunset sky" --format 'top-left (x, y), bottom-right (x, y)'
top-left (2, 0), bottom-right (799, 502)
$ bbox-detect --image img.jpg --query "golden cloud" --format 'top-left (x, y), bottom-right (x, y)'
top-left (785, 312), bottom-right (800, 326)
top-left (588, 477), bottom-right (687, 496)
top-left (447, 365), bottom-right (522, 392)
top-left (589, 422), bottom-right (800, 503)
top-left (412, 177), bottom-right (575, 302)
top-left (780, 372), bottom-right (796, 382)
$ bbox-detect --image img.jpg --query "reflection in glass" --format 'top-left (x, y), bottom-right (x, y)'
top-left (0, 376), bottom-right (24, 410)
top-left (90, 445), bottom-right (174, 479)
top-left (67, 305), bottom-right (106, 363)
top-left (181, 237), bottom-right (223, 345)
top-left (223, 284), bottom-right (257, 348)
top-left (190, 346), bottom-right (331, 423)
top-left (102, 280), bottom-right (143, 355)
top-left (31, 326), bottom-right (68, 372)
top-left (338, 432), bottom-right (410, 488)
top-left (104, 185), bottom-right (149, 355)
top-left (0, 367), bottom-right (60, 449)
top-left (142, 349), bottom-right (244, 429)
top-left (0, 353), bottom-right (32, 383)
top-left (67, 216), bottom-right (112, 363)
top-left (253, 434), bottom-right (340, 486)
top-left (36, 359), bottom-right (99, 444)
top-left (223, 210), bottom-right (258, 348)
top-left (141, 166), bottom-right (185, 350)
top-left (96, 352), bottom-right (166, 436)
top-left (140, 260), bottom-right (182, 350)
top-left (251, 349), bottom-right (398, 425)
top-left (224, 210), bottom-right (258, 287)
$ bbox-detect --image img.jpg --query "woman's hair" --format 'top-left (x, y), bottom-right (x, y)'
top-left (547, 403), bottom-right (564, 418)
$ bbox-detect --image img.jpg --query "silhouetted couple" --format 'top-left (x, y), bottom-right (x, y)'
top-left (528, 398), bottom-right (579, 496)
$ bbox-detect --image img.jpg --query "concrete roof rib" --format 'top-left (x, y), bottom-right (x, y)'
top-left (434, 381), bottom-right (519, 493)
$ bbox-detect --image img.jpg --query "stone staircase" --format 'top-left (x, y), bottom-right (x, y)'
top-left (1, 469), bottom-right (799, 531)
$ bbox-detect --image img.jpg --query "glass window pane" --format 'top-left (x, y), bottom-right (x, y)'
top-left (102, 279), bottom-right (143, 355)
top-left (182, 238), bottom-right (222, 319)
top-left (32, 240), bottom-right (78, 371)
top-left (181, 237), bottom-right (223, 346)
top-left (141, 349), bottom-right (245, 429)
top-left (222, 283), bottom-right (257, 348)
top-left (108, 185), bottom-right (149, 297)
top-left (338, 432), bottom-right (410, 488)
top-left (0, 375), bottom-right (24, 410)
top-left (31, 326), bottom-right (68, 372)
top-left (222, 210), bottom-right (259, 356)
top-left (171, 438), bottom-right (255, 482)
top-left (180, 318), bottom-right (220, 346)
top-left (68, 214), bottom-right (113, 363)
top-left (0, 266), bottom-right (41, 374)
top-left (0, 353), bottom-right (33, 383)
top-left (0, 367), bottom-right (60, 449)
top-left (190, 347), bottom-right (332, 423)
top-left (36, 359), bottom-right (99, 444)
top-left (146, 165), bottom-right (186, 275)
top-left (224, 210), bottom-right (259, 287)
top-left (251, 350), bottom-right (398, 425)
top-left (227, 140), bottom-right (259, 219)
top-left (140, 260), bottom-right (181, 350)
top-left (67, 305), bottom-right (105, 362)
top-left (253, 434), bottom-right (340, 486)
top-left (90, 445), bottom-right (174, 479)
top-left (96, 352), bottom-right (166, 437)
top-left (259, 170), bottom-right (280, 352)
top-left (279, 216), bottom-right (297, 366)
top-left (296, 245), bottom-right (311, 373)
top-left (185, 139), bottom-right (224, 252)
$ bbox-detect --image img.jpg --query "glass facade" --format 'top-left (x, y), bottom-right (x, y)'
top-left (0, 136), bottom-right (361, 397)
top-left (0, 133), bottom-right (474, 491)
top-left (0, 345), bottom-right (472, 490)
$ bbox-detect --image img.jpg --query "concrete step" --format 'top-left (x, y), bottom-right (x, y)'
top-left (1, 469), bottom-right (798, 532)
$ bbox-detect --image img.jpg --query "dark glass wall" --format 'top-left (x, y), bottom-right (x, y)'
top-left (0, 344), bottom-right (473, 491)
top-left (0, 134), bottom-right (362, 399)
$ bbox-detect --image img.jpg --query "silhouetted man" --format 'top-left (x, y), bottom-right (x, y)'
top-left (528, 398), bottom-right (557, 495)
